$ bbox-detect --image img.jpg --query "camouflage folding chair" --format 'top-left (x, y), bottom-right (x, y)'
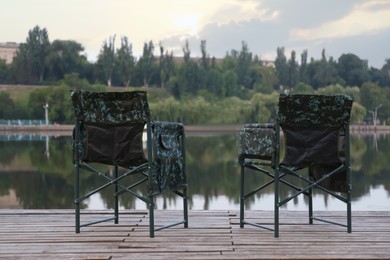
top-left (71, 90), bottom-right (188, 238)
top-left (239, 94), bottom-right (353, 237)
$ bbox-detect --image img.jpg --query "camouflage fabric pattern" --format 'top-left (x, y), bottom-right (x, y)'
top-left (72, 126), bottom-right (87, 162)
top-left (71, 90), bottom-right (150, 165)
top-left (71, 90), bottom-right (150, 123)
top-left (149, 121), bottom-right (187, 195)
top-left (277, 94), bottom-right (353, 127)
top-left (238, 123), bottom-right (276, 161)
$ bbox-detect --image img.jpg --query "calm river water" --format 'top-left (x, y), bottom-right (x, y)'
top-left (0, 131), bottom-right (389, 211)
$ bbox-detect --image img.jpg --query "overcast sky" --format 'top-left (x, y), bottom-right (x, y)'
top-left (1, 0), bottom-right (389, 68)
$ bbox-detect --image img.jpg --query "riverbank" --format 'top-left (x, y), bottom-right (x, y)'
top-left (0, 124), bottom-right (390, 133)
top-left (0, 124), bottom-right (390, 136)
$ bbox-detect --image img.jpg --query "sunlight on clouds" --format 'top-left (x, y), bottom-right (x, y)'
top-left (289, 1), bottom-right (390, 41)
top-left (153, 0), bottom-right (279, 39)
top-left (173, 15), bottom-right (201, 36)
top-left (203, 0), bottom-right (278, 27)
top-left (120, 0), bottom-right (279, 46)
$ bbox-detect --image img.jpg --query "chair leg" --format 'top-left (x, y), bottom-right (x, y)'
top-left (183, 188), bottom-right (189, 228)
top-left (240, 165), bottom-right (245, 228)
top-left (75, 162), bottom-right (80, 233)
top-left (274, 168), bottom-right (279, 238)
top-left (347, 201), bottom-right (352, 233)
top-left (114, 165), bottom-right (119, 224)
top-left (347, 181), bottom-right (352, 233)
top-left (308, 188), bottom-right (313, 224)
top-left (149, 196), bottom-right (155, 238)
top-left (347, 163), bottom-right (352, 233)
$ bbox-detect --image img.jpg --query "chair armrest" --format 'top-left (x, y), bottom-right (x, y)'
top-left (152, 121), bottom-right (184, 133)
top-left (238, 123), bottom-right (276, 161)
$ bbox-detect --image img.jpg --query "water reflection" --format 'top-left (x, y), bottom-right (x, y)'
top-left (0, 131), bottom-right (389, 210)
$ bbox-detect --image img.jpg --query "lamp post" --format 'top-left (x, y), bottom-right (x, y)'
top-left (43, 103), bottom-right (49, 125)
top-left (369, 104), bottom-right (382, 127)
top-left (374, 104), bottom-right (382, 127)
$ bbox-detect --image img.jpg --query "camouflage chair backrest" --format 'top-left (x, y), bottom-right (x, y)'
top-left (70, 90), bottom-right (150, 123)
top-left (276, 94), bottom-right (353, 168)
top-left (70, 90), bottom-right (150, 167)
top-left (148, 121), bottom-right (187, 195)
top-left (277, 94), bottom-right (353, 128)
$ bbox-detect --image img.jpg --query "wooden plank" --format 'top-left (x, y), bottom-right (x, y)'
top-left (0, 209), bottom-right (390, 259)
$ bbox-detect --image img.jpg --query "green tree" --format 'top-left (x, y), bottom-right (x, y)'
top-left (255, 66), bottom-right (277, 94)
top-left (183, 40), bottom-right (191, 62)
top-left (0, 92), bottom-right (16, 119)
top-left (221, 70), bottom-right (239, 97)
top-left (274, 47), bottom-right (289, 90)
top-left (288, 50), bottom-right (298, 88)
top-left (177, 59), bottom-right (200, 95)
top-left (98, 35), bottom-right (116, 87)
top-left (46, 40), bottom-right (85, 81)
top-left (0, 59), bottom-right (9, 83)
top-left (9, 49), bottom-right (31, 83)
top-left (12, 25), bottom-right (50, 83)
top-left (338, 53), bottom-right (370, 86)
top-left (138, 41), bottom-right (157, 87)
top-left (360, 82), bottom-right (383, 111)
top-left (344, 86), bottom-right (361, 103)
top-left (206, 67), bottom-right (222, 96)
top-left (367, 58), bottom-right (389, 87)
top-left (299, 49), bottom-right (308, 83)
top-left (360, 82), bottom-right (390, 123)
top-left (350, 102), bottom-right (366, 124)
top-left (175, 40), bottom-right (201, 95)
top-left (236, 41), bottom-right (253, 89)
top-left (314, 50), bottom-right (338, 88)
top-left (198, 40), bottom-right (209, 92)
top-left (249, 92), bottom-right (278, 122)
top-left (159, 43), bottom-right (174, 89)
top-left (380, 87), bottom-right (390, 123)
top-left (294, 82), bottom-right (314, 94)
top-left (60, 73), bottom-right (94, 90)
top-left (200, 40), bottom-right (210, 70)
top-left (26, 25), bottom-right (50, 82)
top-left (369, 67), bottom-right (389, 87)
top-left (316, 83), bottom-right (345, 95)
top-left (46, 86), bottom-right (73, 123)
top-left (28, 88), bottom-right (51, 120)
top-left (27, 86), bottom-right (75, 123)
top-left (116, 36), bottom-right (135, 87)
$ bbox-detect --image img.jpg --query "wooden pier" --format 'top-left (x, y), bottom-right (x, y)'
top-left (0, 209), bottom-right (389, 259)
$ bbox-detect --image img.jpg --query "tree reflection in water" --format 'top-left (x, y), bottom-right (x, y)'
top-left (0, 132), bottom-right (389, 210)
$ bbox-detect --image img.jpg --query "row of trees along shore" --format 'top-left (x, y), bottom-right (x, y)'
top-left (0, 25), bottom-right (390, 125)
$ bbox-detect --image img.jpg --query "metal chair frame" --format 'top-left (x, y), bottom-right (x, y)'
top-left (239, 94), bottom-right (353, 237)
top-left (72, 90), bottom-right (188, 238)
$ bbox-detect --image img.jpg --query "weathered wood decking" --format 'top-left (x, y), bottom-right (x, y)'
top-left (0, 209), bottom-right (389, 259)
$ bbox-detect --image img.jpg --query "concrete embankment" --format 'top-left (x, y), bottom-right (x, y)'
top-left (350, 125), bottom-right (390, 135)
top-left (0, 124), bottom-right (242, 136)
top-left (1, 124), bottom-right (390, 136)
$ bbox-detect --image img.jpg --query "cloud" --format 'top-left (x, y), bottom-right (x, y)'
top-left (159, 0), bottom-right (389, 68)
top-left (1, 0), bottom-right (388, 67)
top-left (289, 0), bottom-right (390, 41)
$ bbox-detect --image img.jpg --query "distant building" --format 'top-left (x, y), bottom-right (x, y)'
top-left (0, 42), bottom-right (19, 64)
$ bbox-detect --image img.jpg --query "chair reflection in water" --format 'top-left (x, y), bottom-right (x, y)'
top-left (238, 94), bottom-right (353, 237)
top-left (71, 90), bottom-right (188, 238)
